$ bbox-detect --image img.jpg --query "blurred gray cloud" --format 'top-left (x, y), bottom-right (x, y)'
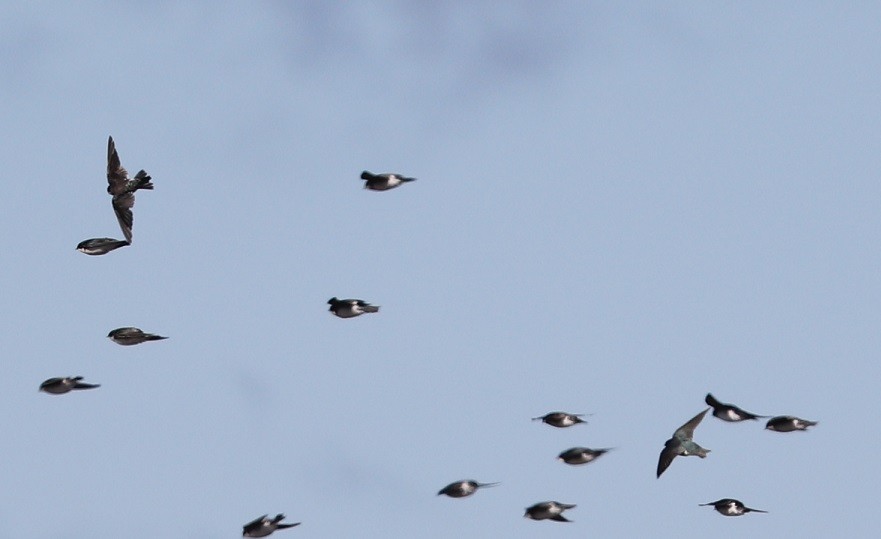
top-left (267, 2), bottom-right (586, 95)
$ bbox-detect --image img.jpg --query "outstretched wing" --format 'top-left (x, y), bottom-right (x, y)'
top-left (674, 408), bottom-right (709, 440)
top-left (112, 193), bottom-right (135, 242)
top-left (656, 442), bottom-right (678, 478)
top-left (107, 136), bottom-right (129, 193)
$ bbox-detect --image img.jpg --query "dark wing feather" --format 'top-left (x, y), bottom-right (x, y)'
top-left (242, 515), bottom-right (267, 532)
top-left (656, 443), bottom-right (678, 478)
top-left (112, 193), bottom-right (135, 242)
top-left (107, 136), bottom-right (129, 192)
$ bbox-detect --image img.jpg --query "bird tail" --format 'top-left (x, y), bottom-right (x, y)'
top-left (550, 515), bottom-right (572, 522)
top-left (134, 170), bottom-right (154, 190)
top-left (746, 507), bottom-right (768, 514)
top-left (362, 305), bottom-right (380, 313)
top-left (400, 176), bottom-right (416, 182)
top-left (277, 523), bottom-right (301, 529)
top-left (146, 335), bottom-right (168, 341)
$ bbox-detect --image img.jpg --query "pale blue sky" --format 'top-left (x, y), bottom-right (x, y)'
top-left (1, 2), bottom-right (879, 537)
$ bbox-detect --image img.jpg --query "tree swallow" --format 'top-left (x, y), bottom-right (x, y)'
top-left (39, 376), bottom-right (100, 395)
top-left (107, 327), bottom-right (168, 345)
top-left (327, 297), bottom-right (380, 318)
top-left (242, 514), bottom-right (300, 537)
top-left (557, 447), bottom-right (612, 466)
top-left (705, 393), bottom-right (769, 422)
top-left (765, 415), bottom-right (818, 432)
top-left (360, 170), bottom-right (416, 191)
top-left (524, 501), bottom-right (576, 522)
top-left (437, 480), bottom-right (499, 498)
top-left (657, 408), bottom-right (711, 478)
top-left (532, 412), bottom-right (588, 428)
top-left (76, 237), bottom-right (130, 255)
top-left (107, 136), bottom-right (153, 243)
top-left (700, 498), bottom-right (767, 516)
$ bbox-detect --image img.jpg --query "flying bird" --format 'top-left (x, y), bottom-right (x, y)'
top-left (705, 393), bottom-right (768, 422)
top-left (107, 136), bottom-right (153, 243)
top-left (557, 447), bottom-right (612, 465)
top-left (39, 376), bottom-right (100, 395)
top-left (107, 327), bottom-right (168, 346)
top-left (657, 408), bottom-right (711, 478)
top-left (524, 501), bottom-right (576, 522)
top-left (437, 480), bottom-right (499, 498)
top-left (242, 514), bottom-right (300, 537)
top-left (76, 237), bottom-right (130, 255)
top-left (532, 411), bottom-right (588, 428)
top-left (327, 297), bottom-right (380, 318)
top-left (360, 170), bottom-right (416, 191)
top-left (700, 498), bottom-right (768, 516)
top-left (765, 415), bottom-right (818, 432)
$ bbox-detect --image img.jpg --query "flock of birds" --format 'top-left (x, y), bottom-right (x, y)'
top-left (54, 136), bottom-right (820, 535)
top-left (653, 395), bottom-right (818, 517)
top-left (435, 393), bottom-right (819, 523)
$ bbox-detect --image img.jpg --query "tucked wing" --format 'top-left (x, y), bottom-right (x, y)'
top-left (242, 515), bottom-right (268, 532)
top-left (111, 327), bottom-right (140, 338)
top-left (745, 506), bottom-right (768, 514)
top-left (734, 406), bottom-right (767, 420)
